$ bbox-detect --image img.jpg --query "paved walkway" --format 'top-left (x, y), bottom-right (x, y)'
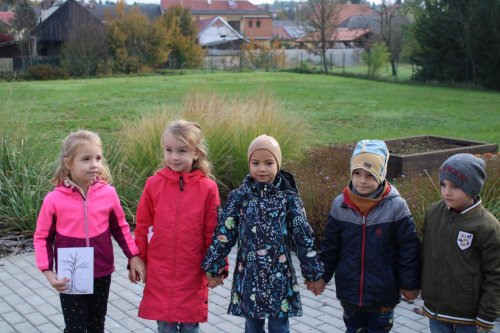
top-left (0, 242), bottom-right (493, 333)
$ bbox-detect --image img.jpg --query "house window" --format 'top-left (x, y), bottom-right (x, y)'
top-left (256, 20), bottom-right (260, 28)
top-left (248, 20), bottom-right (253, 28)
top-left (228, 20), bottom-right (240, 33)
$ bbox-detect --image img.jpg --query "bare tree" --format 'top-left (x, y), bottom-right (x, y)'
top-left (11, 0), bottom-right (36, 68)
top-left (61, 252), bottom-right (89, 293)
top-left (376, 0), bottom-right (409, 76)
top-left (300, 0), bottom-right (344, 73)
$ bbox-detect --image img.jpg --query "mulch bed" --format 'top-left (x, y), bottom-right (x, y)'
top-left (0, 222), bottom-right (34, 259)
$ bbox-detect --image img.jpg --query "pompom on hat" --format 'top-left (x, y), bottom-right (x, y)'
top-left (439, 153), bottom-right (486, 198)
top-left (247, 135), bottom-right (282, 169)
top-left (350, 139), bottom-right (389, 184)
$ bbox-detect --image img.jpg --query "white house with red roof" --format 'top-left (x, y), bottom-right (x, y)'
top-left (198, 16), bottom-right (246, 48)
top-left (161, 0), bottom-right (272, 47)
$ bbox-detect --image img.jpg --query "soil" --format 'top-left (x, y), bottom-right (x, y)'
top-left (386, 136), bottom-right (470, 155)
top-left (0, 221), bottom-right (34, 259)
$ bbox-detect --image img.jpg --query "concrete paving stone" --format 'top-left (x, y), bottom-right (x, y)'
top-left (207, 313), bottom-right (225, 325)
top-left (200, 322), bottom-right (226, 333)
top-left (34, 286), bottom-right (57, 299)
top-left (25, 294), bottom-right (47, 307)
top-left (0, 300), bottom-right (15, 313)
top-left (317, 313), bottom-right (347, 328)
top-left (3, 278), bottom-right (23, 289)
top-left (37, 304), bottom-right (60, 317)
top-left (396, 306), bottom-right (427, 321)
top-left (393, 325), bottom-right (421, 333)
top-left (47, 313), bottom-right (65, 328)
top-left (301, 306), bottom-right (331, 318)
top-left (3, 293), bottom-right (24, 306)
top-left (208, 293), bottom-right (228, 307)
top-left (301, 295), bottom-right (327, 309)
top-left (289, 322), bottom-right (320, 332)
top-left (38, 322), bottom-right (61, 333)
top-left (109, 298), bottom-right (137, 312)
top-left (397, 315), bottom-right (427, 331)
top-left (13, 321), bottom-right (39, 332)
top-left (25, 311), bottom-right (51, 326)
top-left (116, 317), bottom-right (149, 331)
top-left (209, 303), bottom-right (228, 316)
top-left (316, 323), bottom-right (345, 333)
top-left (213, 320), bottom-right (244, 332)
top-left (107, 306), bottom-right (129, 321)
top-left (12, 286), bottom-right (33, 297)
top-left (1, 311), bottom-right (25, 325)
top-left (0, 320), bottom-right (16, 333)
top-left (0, 270), bottom-right (14, 281)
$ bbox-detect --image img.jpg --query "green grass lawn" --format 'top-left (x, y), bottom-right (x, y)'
top-left (1, 71), bottom-right (499, 152)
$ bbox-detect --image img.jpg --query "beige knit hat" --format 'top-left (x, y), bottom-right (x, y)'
top-left (247, 134), bottom-right (282, 168)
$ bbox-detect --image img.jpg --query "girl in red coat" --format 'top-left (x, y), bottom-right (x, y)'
top-left (134, 120), bottom-right (221, 333)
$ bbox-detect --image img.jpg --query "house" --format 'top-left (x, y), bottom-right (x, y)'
top-left (161, 0), bottom-right (272, 47)
top-left (32, 0), bottom-right (105, 58)
top-left (0, 10), bottom-right (15, 43)
top-left (294, 3), bottom-right (376, 49)
top-left (198, 16), bottom-right (246, 48)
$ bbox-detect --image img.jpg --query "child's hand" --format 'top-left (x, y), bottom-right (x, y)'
top-left (43, 270), bottom-right (69, 293)
top-left (129, 256), bottom-right (146, 284)
top-left (400, 289), bottom-right (419, 301)
top-left (207, 275), bottom-right (223, 289)
top-left (306, 278), bottom-right (325, 296)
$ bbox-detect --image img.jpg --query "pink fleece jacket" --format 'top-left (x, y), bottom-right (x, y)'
top-left (34, 180), bottom-right (139, 278)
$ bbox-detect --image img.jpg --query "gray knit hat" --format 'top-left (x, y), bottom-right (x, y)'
top-left (439, 153), bottom-right (486, 198)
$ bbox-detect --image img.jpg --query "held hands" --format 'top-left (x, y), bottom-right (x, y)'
top-left (43, 270), bottom-right (69, 293)
top-left (400, 289), bottom-right (419, 302)
top-left (207, 274), bottom-right (224, 289)
top-left (306, 278), bottom-right (326, 296)
top-left (128, 256), bottom-right (146, 284)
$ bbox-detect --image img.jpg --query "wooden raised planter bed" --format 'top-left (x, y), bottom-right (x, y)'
top-left (385, 135), bottom-right (498, 179)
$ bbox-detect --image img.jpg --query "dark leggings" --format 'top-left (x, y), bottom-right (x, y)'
top-left (60, 275), bottom-right (111, 333)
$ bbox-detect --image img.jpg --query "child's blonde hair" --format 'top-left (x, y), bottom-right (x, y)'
top-left (163, 120), bottom-right (213, 178)
top-left (52, 130), bottom-right (112, 185)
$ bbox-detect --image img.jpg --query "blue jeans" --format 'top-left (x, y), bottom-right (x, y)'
top-left (157, 321), bottom-right (200, 333)
top-left (245, 317), bottom-right (290, 333)
top-left (429, 319), bottom-right (478, 333)
top-left (343, 308), bottom-right (394, 333)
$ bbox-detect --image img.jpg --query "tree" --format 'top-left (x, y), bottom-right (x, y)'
top-left (157, 5), bottom-right (203, 69)
top-left (11, 0), bottom-right (36, 68)
top-left (362, 42), bottom-right (389, 76)
top-left (375, 0), bottom-right (410, 77)
top-left (106, 5), bottom-right (170, 73)
top-left (300, 0), bottom-right (344, 73)
top-left (412, 0), bottom-right (500, 89)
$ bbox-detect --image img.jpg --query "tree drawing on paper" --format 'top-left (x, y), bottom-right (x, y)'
top-left (61, 251), bottom-right (89, 293)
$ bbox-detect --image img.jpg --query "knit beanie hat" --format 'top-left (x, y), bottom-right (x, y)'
top-left (439, 153), bottom-right (486, 198)
top-left (350, 139), bottom-right (389, 184)
top-left (247, 135), bottom-right (282, 169)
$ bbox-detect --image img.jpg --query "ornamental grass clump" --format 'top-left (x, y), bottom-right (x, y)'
top-left (0, 133), bottom-right (53, 232)
top-left (113, 90), bottom-right (307, 223)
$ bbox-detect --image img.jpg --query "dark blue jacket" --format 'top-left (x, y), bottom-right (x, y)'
top-left (320, 183), bottom-right (421, 308)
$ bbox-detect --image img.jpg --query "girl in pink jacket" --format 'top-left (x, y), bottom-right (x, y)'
top-left (134, 120), bottom-right (222, 333)
top-left (34, 130), bottom-right (145, 333)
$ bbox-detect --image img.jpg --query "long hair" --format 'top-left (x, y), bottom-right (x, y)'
top-left (163, 120), bottom-right (213, 179)
top-left (52, 130), bottom-right (112, 185)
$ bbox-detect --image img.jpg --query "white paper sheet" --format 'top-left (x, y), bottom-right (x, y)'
top-left (57, 247), bottom-right (94, 294)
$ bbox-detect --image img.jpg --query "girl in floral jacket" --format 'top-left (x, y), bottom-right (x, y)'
top-left (202, 135), bottom-right (324, 333)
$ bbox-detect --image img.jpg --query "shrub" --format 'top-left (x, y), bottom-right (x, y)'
top-left (25, 64), bottom-right (70, 80)
top-left (289, 146), bottom-right (500, 244)
top-left (362, 42), bottom-right (390, 77)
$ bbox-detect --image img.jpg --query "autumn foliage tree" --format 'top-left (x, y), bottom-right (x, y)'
top-left (106, 2), bottom-right (170, 73)
top-left (157, 5), bottom-right (203, 69)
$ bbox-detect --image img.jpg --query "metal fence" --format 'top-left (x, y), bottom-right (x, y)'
top-left (203, 48), bottom-right (364, 71)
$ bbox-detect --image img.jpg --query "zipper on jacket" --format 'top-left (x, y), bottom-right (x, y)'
top-left (83, 200), bottom-right (90, 247)
top-left (359, 215), bottom-right (367, 307)
top-left (179, 176), bottom-right (184, 191)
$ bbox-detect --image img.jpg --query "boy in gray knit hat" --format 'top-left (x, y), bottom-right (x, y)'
top-left (421, 153), bottom-right (500, 333)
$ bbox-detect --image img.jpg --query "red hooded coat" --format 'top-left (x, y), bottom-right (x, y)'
top-left (134, 167), bottom-right (220, 323)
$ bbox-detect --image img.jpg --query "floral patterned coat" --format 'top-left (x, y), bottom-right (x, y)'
top-left (202, 171), bottom-right (324, 319)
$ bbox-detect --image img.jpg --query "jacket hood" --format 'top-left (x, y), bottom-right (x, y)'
top-left (243, 169), bottom-right (299, 196)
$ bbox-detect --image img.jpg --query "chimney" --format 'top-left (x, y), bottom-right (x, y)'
top-left (207, 0), bottom-right (211, 4)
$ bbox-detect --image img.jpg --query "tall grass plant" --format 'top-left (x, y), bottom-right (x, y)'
top-left (0, 133), bottom-right (53, 232)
